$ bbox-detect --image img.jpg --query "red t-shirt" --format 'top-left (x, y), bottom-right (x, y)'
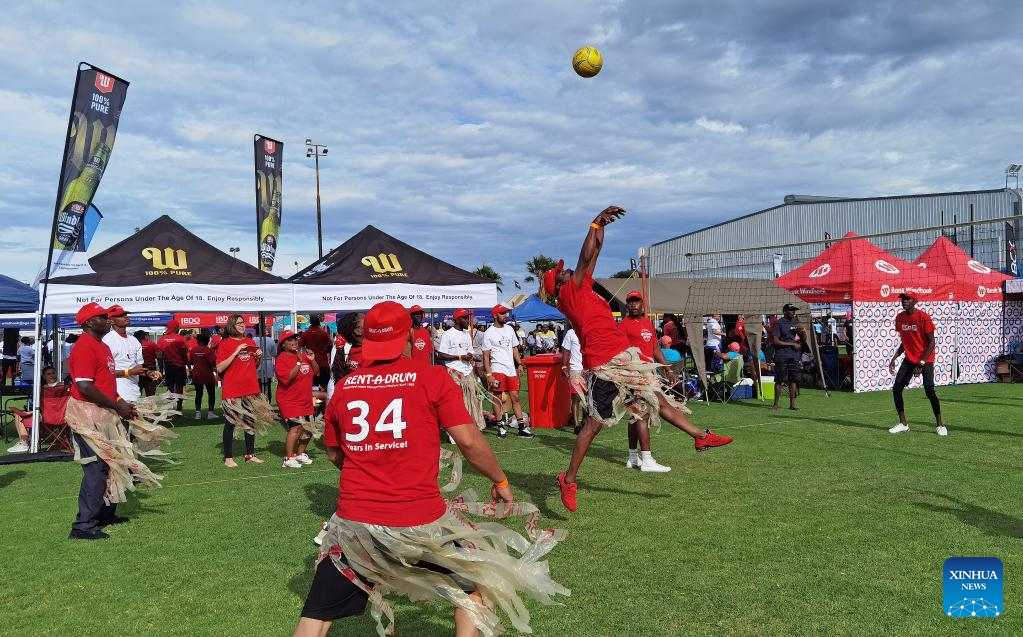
top-left (157, 332), bottom-right (188, 367)
top-left (557, 272), bottom-right (631, 369)
top-left (216, 337), bottom-right (261, 399)
top-left (140, 340), bottom-right (158, 367)
top-left (410, 326), bottom-right (433, 364)
top-left (324, 358), bottom-right (471, 527)
top-left (189, 345), bottom-right (216, 384)
top-left (69, 333), bottom-right (117, 401)
top-left (209, 335), bottom-right (222, 352)
top-left (895, 310), bottom-right (936, 364)
top-left (300, 326), bottom-right (333, 368)
top-left (619, 316), bottom-right (658, 360)
top-left (662, 320), bottom-right (684, 345)
top-left (275, 351), bottom-right (315, 419)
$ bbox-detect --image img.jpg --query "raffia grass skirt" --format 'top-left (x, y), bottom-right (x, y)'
top-left (317, 449), bottom-right (569, 636)
top-left (586, 346), bottom-right (689, 427)
top-left (447, 368), bottom-right (490, 431)
top-left (222, 393), bottom-right (276, 437)
top-left (64, 394), bottom-right (180, 504)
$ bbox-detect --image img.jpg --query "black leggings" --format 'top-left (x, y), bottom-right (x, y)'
top-left (893, 359), bottom-right (941, 416)
top-left (194, 382), bottom-right (216, 411)
top-left (1, 359), bottom-right (17, 386)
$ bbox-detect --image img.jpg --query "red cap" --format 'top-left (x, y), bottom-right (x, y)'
top-left (409, 305), bottom-right (425, 314)
top-left (166, 319), bottom-right (179, 332)
top-left (491, 304), bottom-right (510, 317)
top-left (625, 290), bottom-right (643, 302)
top-left (76, 302), bottom-right (109, 326)
top-left (453, 308), bottom-right (471, 319)
top-left (107, 304), bottom-right (127, 317)
top-left (728, 341), bottom-right (741, 353)
top-left (542, 259), bottom-right (565, 296)
top-left (279, 330), bottom-right (299, 342)
top-left (362, 301), bottom-right (413, 362)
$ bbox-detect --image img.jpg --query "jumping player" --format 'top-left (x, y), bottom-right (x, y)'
top-left (545, 206), bottom-right (733, 512)
top-left (293, 301), bottom-right (567, 637)
top-left (888, 292), bottom-right (947, 436)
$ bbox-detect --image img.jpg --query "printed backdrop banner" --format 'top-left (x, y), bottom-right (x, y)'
top-left (254, 135), bottom-right (283, 272)
top-left (173, 313), bottom-right (276, 329)
top-left (292, 283), bottom-right (498, 312)
top-left (52, 65), bottom-right (127, 253)
top-left (43, 283), bottom-right (294, 314)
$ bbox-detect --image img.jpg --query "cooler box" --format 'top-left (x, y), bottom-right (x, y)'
top-left (521, 354), bottom-right (570, 428)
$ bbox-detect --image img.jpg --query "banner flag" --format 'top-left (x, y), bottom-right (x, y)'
top-left (254, 135), bottom-right (283, 272)
top-left (51, 65), bottom-right (127, 253)
top-left (1006, 222), bottom-right (1017, 276)
top-left (44, 203), bottom-right (103, 279)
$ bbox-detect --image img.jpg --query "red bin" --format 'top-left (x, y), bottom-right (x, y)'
top-left (521, 354), bottom-right (570, 428)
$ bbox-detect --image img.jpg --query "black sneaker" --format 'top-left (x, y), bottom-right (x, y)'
top-left (99, 515), bottom-right (130, 526)
top-left (517, 426), bottom-right (534, 438)
top-left (69, 528), bottom-right (110, 540)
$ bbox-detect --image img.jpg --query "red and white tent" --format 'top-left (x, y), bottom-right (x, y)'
top-left (913, 236), bottom-right (1011, 302)
top-left (774, 232), bottom-right (954, 303)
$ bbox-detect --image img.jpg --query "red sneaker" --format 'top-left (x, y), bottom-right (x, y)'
top-left (695, 430), bottom-right (733, 452)
top-left (557, 473), bottom-right (577, 512)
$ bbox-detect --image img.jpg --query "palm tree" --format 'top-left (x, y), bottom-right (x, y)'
top-left (472, 264), bottom-right (503, 293)
top-left (523, 255), bottom-right (558, 298)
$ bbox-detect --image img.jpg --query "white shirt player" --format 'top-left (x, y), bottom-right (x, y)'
top-left (439, 328), bottom-right (474, 376)
top-left (482, 324), bottom-right (518, 376)
top-left (103, 329), bottom-right (143, 402)
top-left (561, 328), bottom-right (583, 372)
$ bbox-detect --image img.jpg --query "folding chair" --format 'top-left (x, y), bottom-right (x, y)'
top-left (707, 358), bottom-right (743, 403)
top-left (39, 385), bottom-right (72, 453)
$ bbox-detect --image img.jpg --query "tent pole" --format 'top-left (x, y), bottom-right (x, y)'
top-left (803, 310), bottom-right (829, 398)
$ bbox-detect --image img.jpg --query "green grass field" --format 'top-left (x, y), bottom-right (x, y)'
top-left (2, 382), bottom-right (1021, 636)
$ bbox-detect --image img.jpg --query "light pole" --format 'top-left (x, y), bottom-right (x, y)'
top-left (229, 246), bottom-right (240, 259)
top-left (306, 139), bottom-right (328, 258)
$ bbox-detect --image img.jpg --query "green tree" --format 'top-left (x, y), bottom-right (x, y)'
top-left (472, 264), bottom-right (503, 293)
top-left (523, 255), bottom-right (558, 298)
top-left (609, 269), bottom-right (636, 279)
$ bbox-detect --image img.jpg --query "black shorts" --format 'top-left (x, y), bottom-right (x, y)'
top-left (314, 367), bottom-right (330, 390)
top-left (774, 356), bottom-right (801, 385)
top-left (284, 418), bottom-right (308, 430)
top-left (300, 552), bottom-right (475, 621)
top-left (164, 363), bottom-right (187, 390)
top-left (588, 375), bottom-right (622, 421)
top-left (894, 359), bottom-right (935, 388)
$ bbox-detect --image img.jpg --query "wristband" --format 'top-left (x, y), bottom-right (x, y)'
top-left (493, 479), bottom-right (509, 488)
top-left (116, 397), bottom-right (124, 402)
top-left (590, 222), bottom-right (601, 229)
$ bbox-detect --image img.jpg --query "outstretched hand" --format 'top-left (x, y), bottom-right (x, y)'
top-left (593, 205), bottom-right (626, 227)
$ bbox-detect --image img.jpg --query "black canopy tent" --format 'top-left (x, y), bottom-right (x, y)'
top-left (43, 215), bottom-right (293, 313)
top-left (290, 224), bottom-right (497, 311)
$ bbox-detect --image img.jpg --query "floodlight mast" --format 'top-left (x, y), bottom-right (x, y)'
top-left (1006, 164), bottom-right (1022, 189)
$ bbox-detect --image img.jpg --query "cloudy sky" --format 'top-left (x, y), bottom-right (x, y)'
top-left (3, 0), bottom-right (1022, 290)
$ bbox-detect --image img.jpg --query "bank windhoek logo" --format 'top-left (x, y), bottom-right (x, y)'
top-left (361, 253), bottom-right (407, 278)
top-left (142, 247), bottom-right (191, 276)
top-left (875, 259), bottom-right (900, 274)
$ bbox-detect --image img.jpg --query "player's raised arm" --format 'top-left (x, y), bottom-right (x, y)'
top-left (573, 205), bottom-right (625, 284)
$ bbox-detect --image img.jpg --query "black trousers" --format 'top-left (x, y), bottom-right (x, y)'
top-left (1, 359), bottom-right (17, 386)
top-left (893, 360), bottom-right (941, 416)
top-left (223, 423), bottom-right (256, 458)
top-left (194, 382), bottom-right (216, 411)
top-left (71, 433), bottom-right (116, 533)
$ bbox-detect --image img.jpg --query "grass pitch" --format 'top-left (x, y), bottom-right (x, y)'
top-left (2, 382), bottom-right (1021, 636)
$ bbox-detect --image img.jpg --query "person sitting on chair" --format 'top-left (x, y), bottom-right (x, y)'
top-left (6, 366), bottom-right (60, 453)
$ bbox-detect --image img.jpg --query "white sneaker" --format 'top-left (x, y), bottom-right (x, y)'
top-left (889, 423), bottom-right (910, 434)
top-left (936, 426), bottom-right (948, 437)
top-left (194, 411), bottom-right (203, 420)
top-left (640, 459), bottom-right (672, 473)
top-left (625, 456), bottom-right (641, 469)
top-left (206, 410), bottom-right (216, 419)
top-left (6, 441), bottom-right (29, 453)
top-left (295, 453), bottom-right (313, 465)
top-left (282, 457), bottom-right (303, 469)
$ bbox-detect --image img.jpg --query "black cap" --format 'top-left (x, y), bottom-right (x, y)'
top-left (782, 303), bottom-right (798, 312)
top-left (898, 292), bottom-right (914, 300)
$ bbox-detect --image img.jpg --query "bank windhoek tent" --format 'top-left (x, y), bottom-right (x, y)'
top-left (42, 215), bottom-right (292, 314)
top-left (290, 225), bottom-right (497, 311)
top-left (913, 236), bottom-right (1012, 384)
top-left (510, 294), bottom-right (565, 322)
top-left (596, 277), bottom-right (823, 398)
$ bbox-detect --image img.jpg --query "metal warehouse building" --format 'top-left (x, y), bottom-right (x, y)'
top-left (647, 188), bottom-right (1023, 280)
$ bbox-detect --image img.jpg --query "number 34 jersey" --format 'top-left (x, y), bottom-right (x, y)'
top-left (324, 357), bottom-right (472, 527)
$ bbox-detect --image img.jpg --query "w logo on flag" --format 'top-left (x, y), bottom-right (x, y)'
top-left (95, 72), bottom-right (114, 94)
top-left (264, 140), bottom-right (276, 154)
